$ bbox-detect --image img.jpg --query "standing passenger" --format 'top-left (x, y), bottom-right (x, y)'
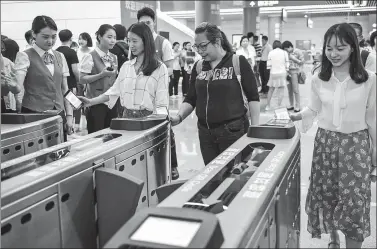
top-left (56, 29), bottom-right (80, 132)
top-left (79, 24), bottom-right (118, 134)
top-left (259, 35), bottom-right (272, 96)
top-left (282, 40), bottom-right (304, 112)
top-left (13, 15), bottom-right (73, 139)
top-left (290, 23), bottom-right (376, 249)
top-left (136, 7), bottom-right (179, 179)
top-left (170, 42), bottom-right (181, 98)
top-left (170, 23), bottom-right (260, 165)
top-left (265, 40), bottom-right (289, 110)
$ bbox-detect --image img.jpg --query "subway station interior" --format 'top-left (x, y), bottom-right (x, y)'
top-left (1, 0), bottom-right (376, 248)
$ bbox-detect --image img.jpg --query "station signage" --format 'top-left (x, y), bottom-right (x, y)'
top-left (247, 0), bottom-right (327, 8)
top-left (120, 0), bottom-right (157, 29)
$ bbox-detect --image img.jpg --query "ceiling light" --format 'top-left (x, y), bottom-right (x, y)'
top-left (357, 12), bottom-right (360, 15)
top-left (304, 14), bottom-right (308, 17)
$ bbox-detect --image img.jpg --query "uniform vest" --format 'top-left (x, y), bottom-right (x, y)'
top-left (22, 48), bottom-right (64, 112)
top-left (155, 35), bottom-right (165, 62)
top-left (84, 50), bottom-right (117, 99)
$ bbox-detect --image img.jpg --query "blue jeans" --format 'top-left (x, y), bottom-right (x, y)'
top-left (198, 116), bottom-right (247, 165)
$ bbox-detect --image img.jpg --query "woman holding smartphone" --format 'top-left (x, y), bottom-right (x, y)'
top-left (78, 22), bottom-right (168, 118)
top-left (79, 24), bottom-right (118, 134)
top-left (291, 23), bottom-right (376, 249)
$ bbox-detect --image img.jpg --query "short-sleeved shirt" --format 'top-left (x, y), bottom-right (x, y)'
top-left (56, 46), bottom-right (79, 89)
top-left (79, 47), bottom-right (117, 74)
top-left (13, 44), bottom-right (70, 77)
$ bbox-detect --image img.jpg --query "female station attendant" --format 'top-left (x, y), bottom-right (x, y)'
top-left (170, 23), bottom-right (260, 165)
top-left (78, 22), bottom-right (168, 120)
top-left (290, 23), bottom-right (376, 249)
top-left (79, 24), bottom-right (118, 134)
top-left (13, 15), bottom-right (73, 137)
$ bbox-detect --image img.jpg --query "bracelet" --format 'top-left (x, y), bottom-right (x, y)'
top-left (177, 114), bottom-right (183, 124)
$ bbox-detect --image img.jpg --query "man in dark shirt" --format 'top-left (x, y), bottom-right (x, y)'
top-left (56, 29), bottom-right (80, 131)
top-left (110, 24), bottom-right (129, 71)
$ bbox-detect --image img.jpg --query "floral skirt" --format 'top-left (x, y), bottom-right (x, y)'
top-left (305, 128), bottom-right (372, 242)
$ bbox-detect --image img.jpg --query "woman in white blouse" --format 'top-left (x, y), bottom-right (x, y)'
top-left (78, 22), bottom-right (169, 118)
top-left (78, 24), bottom-right (118, 134)
top-left (236, 35), bottom-right (255, 68)
top-left (265, 40), bottom-right (289, 111)
top-left (291, 23), bottom-right (376, 249)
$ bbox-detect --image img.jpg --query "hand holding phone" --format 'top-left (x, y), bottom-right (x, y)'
top-left (64, 89), bottom-right (83, 110)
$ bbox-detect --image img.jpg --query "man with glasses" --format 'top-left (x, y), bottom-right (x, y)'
top-left (349, 22), bottom-right (376, 73)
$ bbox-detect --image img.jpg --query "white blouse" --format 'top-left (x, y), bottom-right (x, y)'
top-left (104, 58), bottom-right (169, 115)
top-left (300, 71), bottom-right (376, 165)
top-left (266, 48), bottom-right (289, 74)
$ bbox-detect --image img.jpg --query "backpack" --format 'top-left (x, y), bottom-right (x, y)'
top-left (195, 54), bottom-right (251, 121)
top-left (361, 50), bottom-right (369, 67)
top-left (113, 42), bottom-right (129, 69)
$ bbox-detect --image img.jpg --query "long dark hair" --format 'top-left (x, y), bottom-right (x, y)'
top-left (194, 22), bottom-right (233, 53)
top-left (319, 23), bottom-right (368, 84)
top-left (240, 35), bottom-right (248, 46)
top-left (128, 22), bottom-right (160, 76)
top-left (79, 32), bottom-right (93, 47)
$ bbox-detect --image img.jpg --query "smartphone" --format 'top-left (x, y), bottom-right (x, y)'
top-left (64, 89), bottom-right (83, 110)
top-left (274, 108), bottom-right (291, 120)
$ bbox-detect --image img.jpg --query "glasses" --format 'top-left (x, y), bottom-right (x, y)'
top-left (192, 41), bottom-right (211, 51)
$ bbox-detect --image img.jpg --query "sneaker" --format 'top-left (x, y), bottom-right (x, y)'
top-left (171, 167), bottom-right (179, 180)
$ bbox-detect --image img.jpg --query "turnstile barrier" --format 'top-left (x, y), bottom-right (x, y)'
top-left (104, 119), bottom-right (301, 248)
top-left (1, 115), bottom-right (171, 248)
top-left (1, 113), bottom-right (64, 162)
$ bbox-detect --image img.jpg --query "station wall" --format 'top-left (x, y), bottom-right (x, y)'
top-left (1, 1), bottom-right (375, 52)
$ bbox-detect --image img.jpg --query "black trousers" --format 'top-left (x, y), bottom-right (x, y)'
top-left (198, 116), bottom-right (247, 165)
top-left (169, 70), bottom-right (180, 96)
top-left (85, 104), bottom-right (117, 134)
top-left (259, 61), bottom-right (270, 93)
top-left (182, 70), bottom-right (190, 96)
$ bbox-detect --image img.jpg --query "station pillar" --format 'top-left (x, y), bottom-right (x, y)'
top-left (243, 1), bottom-right (260, 35)
top-left (195, 1), bottom-right (221, 28)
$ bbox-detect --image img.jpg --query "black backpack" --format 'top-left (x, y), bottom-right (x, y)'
top-left (113, 42), bottom-right (129, 70)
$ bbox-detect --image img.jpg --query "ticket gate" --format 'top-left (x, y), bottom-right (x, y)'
top-left (105, 119), bottom-right (301, 248)
top-left (1, 112), bottom-right (64, 162)
top-left (1, 115), bottom-right (171, 248)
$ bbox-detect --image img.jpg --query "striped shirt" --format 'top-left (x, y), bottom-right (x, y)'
top-left (104, 58), bottom-right (169, 115)
top-left (253, 43), bottom-right (262, 61)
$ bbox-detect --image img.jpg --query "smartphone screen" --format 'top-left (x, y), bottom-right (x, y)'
top-left (64, 90), bottom-right (83, 110)
top-left (274, 108), bottom-right (291, 120)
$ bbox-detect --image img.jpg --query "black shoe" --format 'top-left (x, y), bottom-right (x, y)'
top-left (171, 167), bottom-right (179, 180)
top-left (287, 107), bottom-right (294, 111)
top-left (294, 109), bottom-right (301, 113)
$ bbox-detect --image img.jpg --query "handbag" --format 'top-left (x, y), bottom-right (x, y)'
top-left (298, 71), bottom-right (306, 84)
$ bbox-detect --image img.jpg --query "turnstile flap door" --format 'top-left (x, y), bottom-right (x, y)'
top-left (156, 179), bottom-right (188, 203)
top-left (95, 168), bottom-right (144, 248)
top-left (110, 115), bottom-right (168, 131)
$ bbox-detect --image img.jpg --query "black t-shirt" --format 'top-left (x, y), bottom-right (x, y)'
top-left (110, 41), bottom-right (129, 70)
top-left (56, 46), bottom-right (79, 89)
top-left (184, 52), bottom-right (260, 127)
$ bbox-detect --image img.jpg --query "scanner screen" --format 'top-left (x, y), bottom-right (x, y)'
top-left (131, 216), bottom-right (201, 247)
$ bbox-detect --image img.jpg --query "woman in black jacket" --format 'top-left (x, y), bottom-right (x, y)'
top-left (170, 22), bottom-right (260, 165)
